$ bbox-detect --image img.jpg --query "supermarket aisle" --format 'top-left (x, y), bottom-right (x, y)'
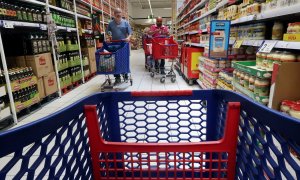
top-left (13, 49), bottom-right (199, 128)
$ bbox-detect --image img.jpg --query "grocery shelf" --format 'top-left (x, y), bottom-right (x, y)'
top-left (49, 5), bottom-right (75, 15)
top-left (0, 20), bottom-right (45, 29)
top-left (189, 31), bottom-right (199, 35)
top-left (19, 0), bottom-right (46, 6)
top-left (76, 0), bottom-right (91, 7)
top-left (190, 43), bottom-right (209, 47)
top-left (92, 5), bottom-right (102, 13)
top-left (275, 41), bottom-right (300, 50)
top-left (257, 4), bottom-right (300, 20)
top-left (82, 29), bottom-right (93, 34)
top-left (231, 15), bottom-right (256, 25)
top-left (77, 14), bottom-right (92, 20)
top-left (177, 0), bottom-right (193, 17)
top-left (57, 26), bottom-right (77, 32)
top-left (178, 0), bottom-right (208, 23)
top-left (229, 39), bottom-right (264, 47)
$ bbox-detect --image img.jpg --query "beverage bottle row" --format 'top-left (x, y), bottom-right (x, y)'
top-left (12, 84), bottom-right (38, 103)
top-left (26, 33), bottom-right (51, 55)
top-left (70, 66), bottom-right (81, 76)
top-left (0, 1), bottom-right (47, 23)
top-left (58, 69), bottom-right (70, 82)
top-left (52, 11), bottom-right (75, 27)
top-left (0, 67), bottom-right (34, 84)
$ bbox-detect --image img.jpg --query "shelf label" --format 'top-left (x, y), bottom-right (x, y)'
top-left (259, 40), bottom-right (278, 53)
top-left (275, 41), bottom-right (289, 48)
top-left (283, 34), bottom-right (300, 42)
top-left (253, 40), bottom-right (263, 47)
top-left (67, 27), bottom-right (72, 32)
top-left (40, 24), bottom-right (47, 30)
top-left (233, 40), bottom-right (243, 49)
top-left (3, 21), bottom-right (14, 29)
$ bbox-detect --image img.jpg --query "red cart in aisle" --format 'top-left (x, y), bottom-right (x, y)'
top-left (143, 36), bottom-right (153, 71)
top-left (150, 36), bottom-right (179, 83)
top-left (0, 90), bottom-right (300, 179)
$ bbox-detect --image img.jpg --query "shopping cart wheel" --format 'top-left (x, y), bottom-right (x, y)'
top-left (150, 72), bottom-right (155, 77)
top-left (171, 77), bottom-right (176, 83)
top-left (160, 77), bottom-right (165, 83)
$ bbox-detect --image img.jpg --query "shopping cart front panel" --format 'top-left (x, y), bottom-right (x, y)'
top-left (152, 37), bottom-right (179, 60)
top-left (0, 90), bottom-right (299, 180)
top-left (96, 41), bottom-right (130, 75)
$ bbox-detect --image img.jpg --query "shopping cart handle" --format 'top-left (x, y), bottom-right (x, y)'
top-left (131, 90), bottom-right (192, 97)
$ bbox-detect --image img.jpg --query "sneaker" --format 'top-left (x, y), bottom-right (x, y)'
top-left (161, 71), bottom-right (166, 75)
top-left (114, 78), bottom-right (121, 86)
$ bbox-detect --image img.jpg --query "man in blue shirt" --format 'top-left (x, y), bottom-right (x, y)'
top-left (107, 8), bottom-right (132, 85)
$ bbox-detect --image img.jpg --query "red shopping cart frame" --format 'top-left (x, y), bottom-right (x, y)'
top-left (84, 91), bottom-right (240, 180)
top-left (152, 37), bottom-right (179, 60)
top-left (143, 38), bottom-right (152, 55)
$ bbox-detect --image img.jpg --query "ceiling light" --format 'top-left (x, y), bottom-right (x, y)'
top-left (148, 0), bottom-right (153, 16)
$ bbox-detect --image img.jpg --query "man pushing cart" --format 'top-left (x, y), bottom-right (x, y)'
top-left (96, 8), bottom-right (133, 91)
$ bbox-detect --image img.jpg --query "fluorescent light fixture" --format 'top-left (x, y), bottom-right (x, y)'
top-left (148, 0), bottom-right (153, 16)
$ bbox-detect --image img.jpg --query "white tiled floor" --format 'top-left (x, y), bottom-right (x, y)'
top-left (12, 49), bottom-right (200, 128)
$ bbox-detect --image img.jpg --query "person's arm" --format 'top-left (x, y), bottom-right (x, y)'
top-left (125, 21), bottom-right (133, 42)
top-left (148, 25), bottom-right (160, 35)
top-left (106, 23), bottom-right (112, 41)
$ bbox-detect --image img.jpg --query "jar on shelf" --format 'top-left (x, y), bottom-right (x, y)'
top-left (280, 51), bottom-right (296, 63)
top-left (272, 22), bottom-right (284, 40)
top-left (243, 73), bottom-right (250, 88)
top-left (254, 78), bottom-right (270, 96)
top-left (261, 53), bottom-right (268, 69)
top-left (289, 104), bottom-right (300, 120)
top-left (236, 70), bottom-right (241, 82)
top-left (240, 71), bottom-right (245, 85)
top-left (249, 75), bottom-right (256, 92)
top-left (280, 100), bottom-right (296, 113)
top-left (256, 52), bottom-right (263, 68)
top-left (267, 52), bottom-right (275, 70)
top-left (253, 23), bottom-right (266, 40)
top-left (272, 51), bottom-right (282, 64)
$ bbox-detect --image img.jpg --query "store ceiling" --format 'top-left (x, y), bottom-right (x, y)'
top-left (129, 0), bottom-right (172, 9)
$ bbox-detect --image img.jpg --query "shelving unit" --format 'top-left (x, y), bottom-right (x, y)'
top-left (176, 0), bottom-right (300, 111)
top-left (0, 0), bottom-right (128, 126)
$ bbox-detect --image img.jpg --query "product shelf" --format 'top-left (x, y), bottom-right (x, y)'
top-left (77, 14), bottom-right (92, 20)
top-left (57, 26), bottom-right (77, 32)
top-left (92, 5), bottom-right (102, 13)
top-left (49, 5), bottom-right (75, 15)
top-left (76, 0), bottom-right (91, 7)
top-left (257, 4), bottom-right (300, 20)
top-left (19, 0), bottom-right (46, 6)
top-left (189, 31), bottom-right (199, 35)
top-left (82, 29), bottom-right (93, 34)
top-left (189, 43), bottom-right (209, 47)
top-left (178, 0), bottom-right (208, 23)
top-left (0, 20), bottom-right (45, 29)
top-left (177, 0), bottom-right (193, 18)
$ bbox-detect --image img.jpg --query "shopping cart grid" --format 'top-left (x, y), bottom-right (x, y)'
top-left (0, 90), bottom-right (300, 179)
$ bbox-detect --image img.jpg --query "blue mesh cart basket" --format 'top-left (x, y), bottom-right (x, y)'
top-left (0, 90), bottom-right (300, 179)
top-left (96, 41), bottom-right (130, 75)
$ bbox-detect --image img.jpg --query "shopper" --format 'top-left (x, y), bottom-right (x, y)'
top-left (107, 8), bottom-right (132, 85)
top-left (149, 17), bottom-right (170, 74)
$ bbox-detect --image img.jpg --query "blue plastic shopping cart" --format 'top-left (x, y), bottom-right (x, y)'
top-left (96, 40), bottom-right (132, 91)
top-left (0, 90), bottom-right (299, 179)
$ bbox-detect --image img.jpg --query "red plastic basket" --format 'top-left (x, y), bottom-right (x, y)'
top-left (143, 38), bottom-right (152, 55)
top-left (152, 37), bottom-right (179, 60)
top-left (84, 91), bottom-right (240, 180)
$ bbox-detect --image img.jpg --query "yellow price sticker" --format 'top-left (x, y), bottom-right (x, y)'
top-left (233, 40), bottom-right (243, 49)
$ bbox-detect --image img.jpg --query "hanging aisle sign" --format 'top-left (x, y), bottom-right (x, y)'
top-left (209, 20), bottom-right (231, 59)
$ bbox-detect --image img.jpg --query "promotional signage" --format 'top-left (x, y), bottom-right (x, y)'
top-left (209, 20), bottom-right (231, 59)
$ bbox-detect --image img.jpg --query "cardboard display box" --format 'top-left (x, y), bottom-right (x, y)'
top-left (25, 53), bottom-right (53, 77)
top-left (82, 47), bottom-right (96, 73)
top-left (268, 63), bottom-right (300, 110)
top-left (37, 78), bottom-right (46, 99)
top-left (43, 71), bottom-right (58, 96)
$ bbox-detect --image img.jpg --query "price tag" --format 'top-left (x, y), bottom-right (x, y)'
top-left (40, 24), bottom-right (47, 30)
top-left (3, 21), bottom-right (14, 29)
top-left (253, 40), bottom-right (263, 47)
top-left (229, 39), bottom-right (236, 45)
top-left (233, 40), bottom-right (243, 49)
top-left (275, 41), bottom-right (289, 49)
top-left (259, 40), bottom-right (278, 53)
